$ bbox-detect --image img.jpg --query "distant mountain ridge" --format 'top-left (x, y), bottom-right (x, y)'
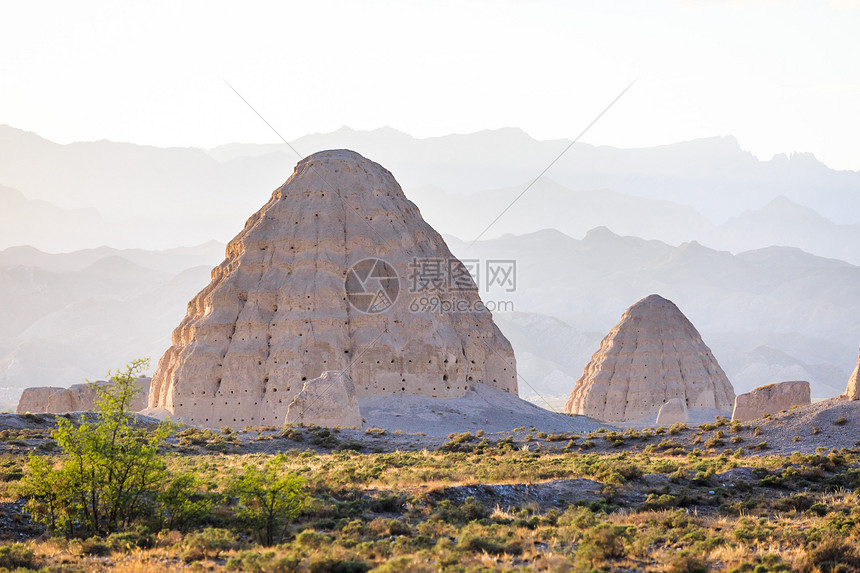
top-left (446, 227), bottom-right (860, 401)
top-left (0, 227), bottom-right (857, 411)
top-left (2, 124), bottom-right (859, 255)
top-left (0, 184), bottom-right (106, 252)
top-left (0, 241), bottom-right (225, 274)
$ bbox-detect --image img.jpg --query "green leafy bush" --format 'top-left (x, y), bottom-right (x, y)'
top-left (0, 543), bottom-right (37, 570)
top-left (228, 454), bottom-right (306, 545)
top-left (17, 358), bottom-right (172, 536)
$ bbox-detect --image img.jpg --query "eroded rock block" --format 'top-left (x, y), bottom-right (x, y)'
top-left (285, 371), bottom-right (361, 428)
top-left (846, 345), bottom-right (860, 401)
top-left (16, 377), bottom-right (150, 414)
top-left (656, 397), bottom-right (689, 425)
top-left (731, 380), bottom-right (811, 422)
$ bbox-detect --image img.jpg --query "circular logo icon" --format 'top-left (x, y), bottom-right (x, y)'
top-left (345, 258), bottom-right (400, 314)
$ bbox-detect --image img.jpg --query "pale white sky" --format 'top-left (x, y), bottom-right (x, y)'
top-left (1, 0), bottom-right (858, 170)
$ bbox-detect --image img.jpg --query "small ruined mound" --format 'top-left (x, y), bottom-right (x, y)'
top-left (847, 345), bottom-right (860, 400)
top-left (285, 371), bottom-right (361, 428)
top-left (656, 397), bottom-right (689, 425)
top-left (564, 294), bottom-right (735, 422)
top-left (732, 380), bottom-right (810, 422)
top-left (149, 150), bottom-right (516, 429)
top-left (16, 378), bottom-right (150, 414)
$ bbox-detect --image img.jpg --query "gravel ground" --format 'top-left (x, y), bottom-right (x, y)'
top-left (746, 395), bottom-right (860, 454)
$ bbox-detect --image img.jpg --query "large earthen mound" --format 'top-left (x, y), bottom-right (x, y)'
top-left (149, 150), bottom-right (517, 428)
top-left (564, 294), bottom-right (735, 422)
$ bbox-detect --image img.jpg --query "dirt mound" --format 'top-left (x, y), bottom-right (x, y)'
top-left (752, 396), bottom-right (860, 454)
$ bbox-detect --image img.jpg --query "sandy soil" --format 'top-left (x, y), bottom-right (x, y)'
top-left (359, 383), bottom-right (607, 436)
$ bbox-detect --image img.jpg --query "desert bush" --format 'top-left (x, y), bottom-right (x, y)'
top-left (227, 549), bottom-right (301, 572)
top-left (456, 531), bottom-right (521, 555)
top-left (158, 473), bottom-right (215, 530)
top-left (796, 536), bottom-right (860, 572)
top-left (430, 497), bottom-right (488, 524)
top-left (307, 557), bottom-right (370, 573)
top-left (228, 454), bottom-right (306, 545)
top-left (576, 524), bottom-right (632, 567)
top-left (669, 423), bottom-right (689, 435)
top-left (181, 527), bottom-right (240, 562)
top-left (668, 551), bottom-right (709, 573)
top-left (727, 553), bottom-right (789, 573)
top-left (106, 526), bottom-right (156, 552)
top-left (309, 427), bottom-right (339, 448)
top-left (0, 543), bottom-right (37, 570)
top-left (295, 529), bottom-right (329, 549)
top-left (17, 358), bottom-right (172, 536)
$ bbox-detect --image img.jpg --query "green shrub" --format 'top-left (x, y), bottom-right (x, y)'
top-left (0, 543), bottom-right (37, 569)
top-left (309, 427), bottom-right (339, 448)
top-left (80, 536), bottom-right (111, 556)
top-left (295, 529), bottom-right (329, 549)
top-left (181, 528), bottom-right (240, 562)
top-left (457, 532), bottom-right (521, 555)
top-left (576, 524), bottom-right (631, 567)
top-left (668, 551), bottom-right (709, 573)
top-left (106, 526), bottom-right (155, 551)
top-left (307, 558), bottom-right (370, 573)
top-left (228, 454), bottom-right (306, 545)
top-left (430, 497), bottom-right (488, 524)
top-left (158, 473), bottom-right (214, 530)
top-left (226, 549), bottom-right (300, 572)
top-left (797, 536), bottom-right (860, 572)
top-left (17, 358), bottom-right (172, 536)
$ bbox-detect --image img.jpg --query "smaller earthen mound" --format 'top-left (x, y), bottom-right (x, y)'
top-left (16, 378), bottom-right (150, 414)
top-left (285, 371), bottom-right (362, 429)
top-left (564, 294), bottom-right (735, 422)
top-left (731, 380), bottom-right (810, 422)
top-left (656, 398), bottom-right (689, 425)
top-left (846, 345), bottom-right (860, 400)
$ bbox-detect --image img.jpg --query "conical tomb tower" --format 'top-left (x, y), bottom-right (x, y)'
top-left (564, 294), bottom-right (734, 422)
top-left (149, 150), bottom-right (517, 428)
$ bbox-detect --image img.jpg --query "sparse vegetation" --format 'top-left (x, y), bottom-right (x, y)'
top-left (17, 359), bottom-right (173, 535)
top-left (5, 365), bottom-right (860, 570)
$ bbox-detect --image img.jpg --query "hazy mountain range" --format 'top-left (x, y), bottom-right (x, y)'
top-left (1, 228), bottom-right (857, 410)
top-left (0, 243), bottom-right (224, 409)
top-left (447, 228), bottom-right (860, 404)
top-left (2, 124), bottom-right (859, 260)
top-left (0, 125), bottom-right (857, 410)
